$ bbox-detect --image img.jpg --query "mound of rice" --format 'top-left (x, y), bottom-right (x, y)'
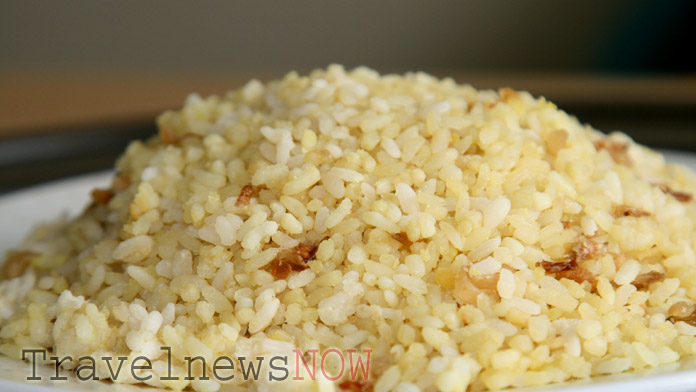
top-left (3, 65), bottom-right (696, 391)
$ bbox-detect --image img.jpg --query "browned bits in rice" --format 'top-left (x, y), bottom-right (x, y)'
top-left (556, 267), bottom-right (597, 286)
top-left (269, 241), bottom-right (321, 280)
top-left (269, 258), bottom-right (295, 280)
top-left (539, 259), bottom-right (578, 273)
top-left (499, 87), bottom-right (518, 102)
top-left (546, 129), bottom-right (569, 155)
top-left (659, 184), bottom-right (693, 203)
top-left (339, 380), bottom-right (373, 392)
top-left (574, 236), bottom-right (608, 262)
top-left (539, 259), bottom-right (597, 286)
top-left (235, 184), bottom-right (261, 207)
top-left (594, 138), bottom-right (631, 166)
top-left (112, 174), bottom-right (131, 190)
top-left (392, 232), bottom-right (412, 248)
top-left (294, 242), bottom-right (319, 262)
top-left (669, 301), bottom-right (696, 319)
top-left (613, 204), bottom-right (651, 218)
top-left (668, 302), bottom-right (696, 326)
top-left (159, 127), bottom-right (180, 145)
top-left (90, 188), bottom-right (114, 204)
top-left (0, 251), bottom-right (37, 279)
top-left (272, 256), bottom-right (308, 278)
top-left (632, 271), bottom-right (666, 290)
top-left (465, 101), bottom-right (476, 112)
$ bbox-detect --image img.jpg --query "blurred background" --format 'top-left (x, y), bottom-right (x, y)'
top-left (1, 0), bottom-right (695, 192)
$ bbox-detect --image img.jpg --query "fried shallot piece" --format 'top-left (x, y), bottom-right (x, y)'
top-left (269, 259), bottom-right (297, 280)
top-left (573, 236), bottom-right (607, 262)
top-left (539, 259), bottom-right (577, 273)
top-left (537, 236), bottom-right (605, 286)
top-left (632, 271), bottom-right (665, 290)
top-left (668, 301), bottom-right (696, 326)
top-left (295, 242), bottom-right (319, 262)
top-left (658, 184), bottom-right (693, 203)
top-left (235, 184), bottom-right (262, 208)
top-left (269, 241), bottom-right (322, 280)
top-left (594, 138), bottom-right (631, 166)
top-left (538, 257), bottom-right (597, 286)
top-left (392, 232), bottom-right (412, 248)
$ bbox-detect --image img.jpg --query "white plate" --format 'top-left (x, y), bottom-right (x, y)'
top-left (0, 171), bottom-right (157, 391)
top-left (3, 152), bottom-right (696, 391)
